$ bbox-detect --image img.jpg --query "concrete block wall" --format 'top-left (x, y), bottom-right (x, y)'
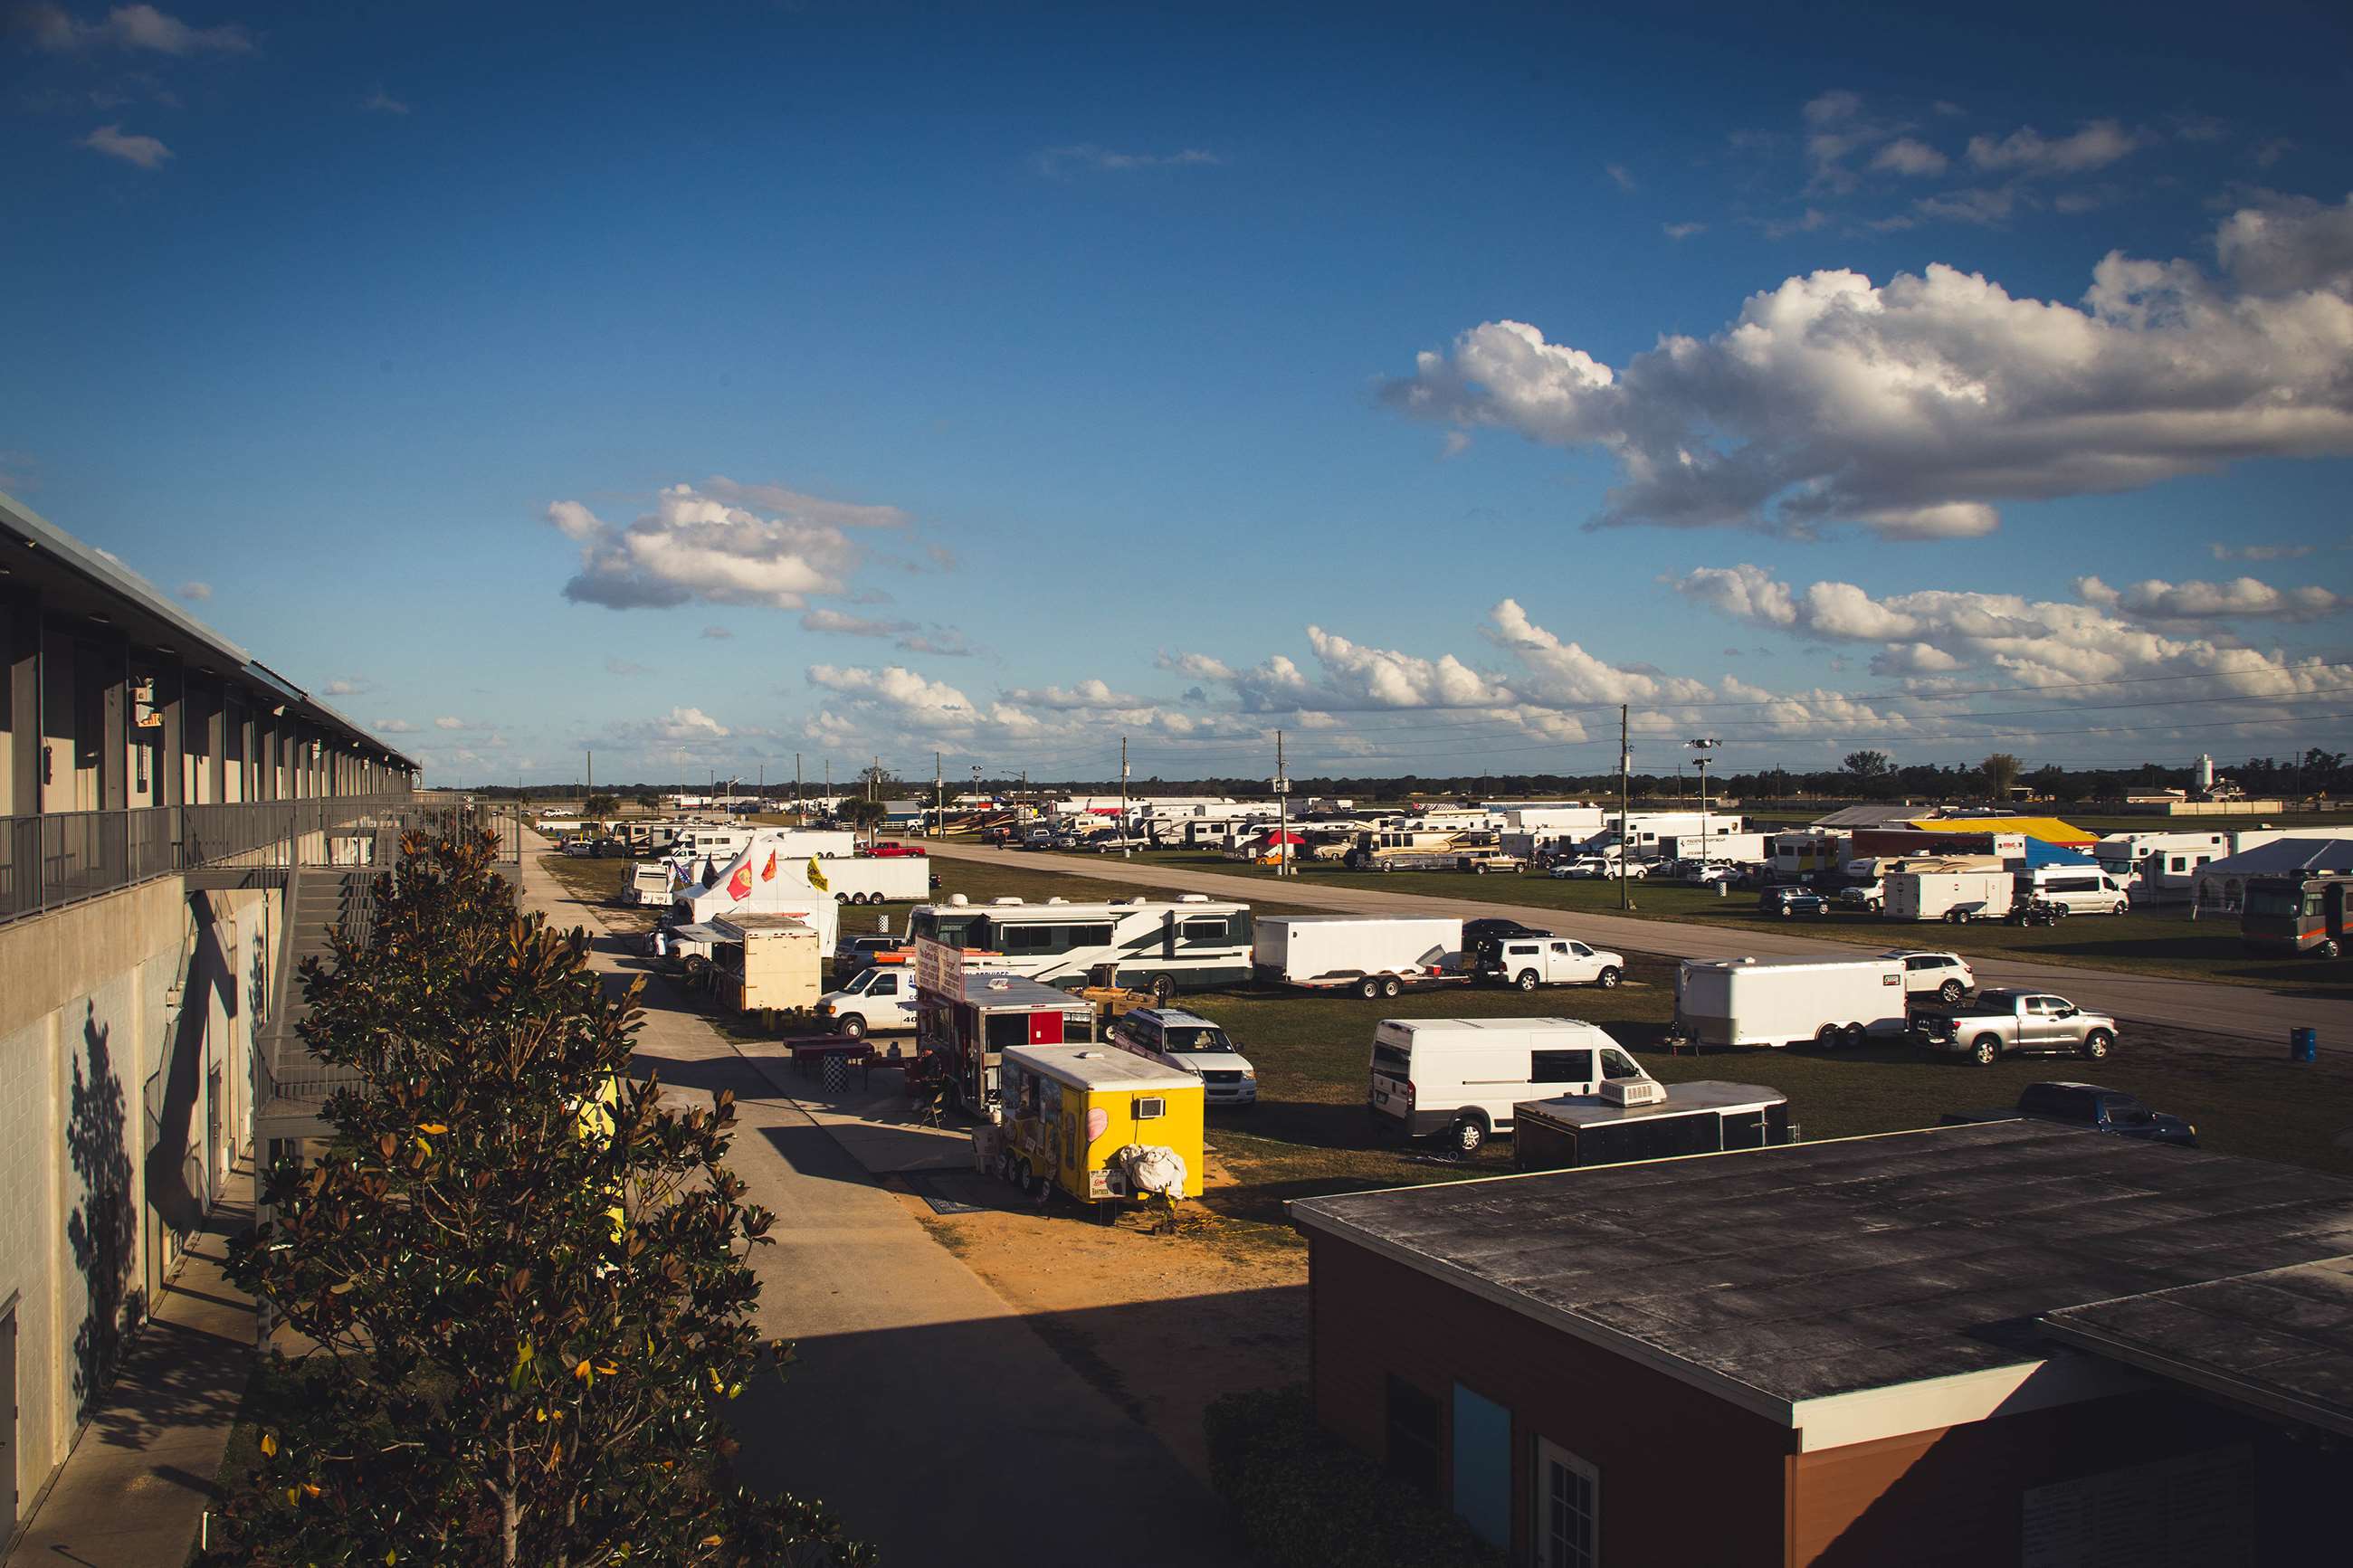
top-left (0, 878), bottom-right (274, 1528)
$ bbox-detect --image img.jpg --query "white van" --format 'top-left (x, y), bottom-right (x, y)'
top-left (812, 965), bottom-right (919, 1039)
top-left (2015, 866), bottom-right (2132, 916)
top-left (1367, 1018), bottom-right (1653, 1155)
top-left (1109, 1007), bottom-right (1258, 1108)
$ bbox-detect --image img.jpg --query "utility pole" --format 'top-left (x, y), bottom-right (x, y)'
top-left (795, 753), bottom-right (803, 823)
top-left (934, 750), bottom-right (943, 841)
top-left (1619, 705), bottom-right (1632, 912)
top-left (1689, 736), bottom-right (1720, 889)
top-left (1119, 736), bottom-right (1131, 860)
top-left (1273, 729), bottom-right (1290, 879)
top-left (586, 749), bottom-right (592, 800)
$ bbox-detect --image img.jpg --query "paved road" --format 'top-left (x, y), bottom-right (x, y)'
top-left (516, 846), bottom-right (1238, 1566)
top-left (928, 841), bottom-right (2353, 1050)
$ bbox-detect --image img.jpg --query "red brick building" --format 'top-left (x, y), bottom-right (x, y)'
top-left (1291, 1120), bottom-right (2351, 1566)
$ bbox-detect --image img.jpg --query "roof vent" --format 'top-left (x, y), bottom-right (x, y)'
top-left (1178, 893), bottom-right (1209, 903)
top-left (1601, 1079), bottom-right (1666, 1107)
top-left (1046, 897), bottom-right (1067, 905)
top-left (947, 893), bottom-right (969, 907)
top-left (993, 897), bottom-right (1024, 906)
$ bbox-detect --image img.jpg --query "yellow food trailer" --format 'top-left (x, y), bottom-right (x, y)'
top-left (991, 1044), bottom-right (1205, 1211)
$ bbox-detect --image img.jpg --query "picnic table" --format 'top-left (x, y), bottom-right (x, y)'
top-left (789, 1035), bottom-right (876, 1087)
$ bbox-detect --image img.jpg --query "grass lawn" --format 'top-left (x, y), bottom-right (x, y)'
top-left (1033, 847), bottom-right (2353, 994)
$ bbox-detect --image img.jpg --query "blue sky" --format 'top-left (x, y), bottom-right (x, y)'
top-left (6, 0), bottom-right (2352, 785)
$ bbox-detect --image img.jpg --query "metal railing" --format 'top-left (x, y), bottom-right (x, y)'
top-left (0, 794), bottom-right (516, 925)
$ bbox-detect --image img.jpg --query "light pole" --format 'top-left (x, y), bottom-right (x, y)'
top-left (1688, 737), bottom-right (1720, 880)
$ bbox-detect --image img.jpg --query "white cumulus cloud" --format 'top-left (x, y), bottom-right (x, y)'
top-left (1383, 194), bottom-right (2353, 539)
top-left (24, 4), bottom-right (252, 53)
top-left (546, 481), bottom-right (891, 611)
top-left (83, 122), bottom-right (169, 168)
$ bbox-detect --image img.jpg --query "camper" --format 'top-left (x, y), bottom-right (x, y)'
top-left (907, 894), bottom-right (1253, 996)
top-left (2013, 866), bottom-right (2133, 916)
top-left (708, 915), bottom-right (822, 1015)
top-left (1367, 1017), bottom-right (1653, 1155)
top-left (625, 860), bottom-right (683, 906)
top-left (917, 970), bottom-right (1097, 1118)
top-left (991, 1045), bottom-right (1206, 1208)
top-left (1885, 870), bottom-right (2016, 923)
top-left (1513, 1080), bottom-right (1793, 1172)
top-left (1674, 955), bottom-right (1911, 1050)
top-left (1253, 915), bottom-right (1466, 998)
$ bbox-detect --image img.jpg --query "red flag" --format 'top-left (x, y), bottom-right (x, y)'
top-left (760, 851), bottom-right (777, 882)
top-left (727, 862), bottom-right (752, 899)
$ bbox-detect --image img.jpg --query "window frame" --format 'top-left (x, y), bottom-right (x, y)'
top-left (1533, 1436), bottom-right (1599, 1568)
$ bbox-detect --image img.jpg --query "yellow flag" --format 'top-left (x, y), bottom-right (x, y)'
top-left (806, 856), bottom-right (829, 890)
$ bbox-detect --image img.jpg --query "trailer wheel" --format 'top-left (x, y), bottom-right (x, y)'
top-left (1450, 1117), bottom-right (1488, 1156)
top-left (1516, 969), bottom-right (1540, 992)
top-left (1357, 977), bottom-right (1383, 1000)
top-left (1596, 965), bottom-right (1621, 989)
top-left (1381, 975), bottom-right (1404, 999)
top-left (2080, 1029), bottom-right (2113, 1061)
top-left (1815, 1022), bottom-right (1843, 1050)
top-left (1970, 1033), bottom-right (2001, 1066)
top-left (1843, 1022), bottom-right (1868, 1049)
top-left (1937, 979), bottom-right (1965, 1004)
top-left (1148, 974), bottom-right (1176, 1004)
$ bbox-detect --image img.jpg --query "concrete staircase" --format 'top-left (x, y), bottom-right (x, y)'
top-left (254, 865), bottom-right (382, 1144)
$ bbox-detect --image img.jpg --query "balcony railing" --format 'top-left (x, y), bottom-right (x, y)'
top-left (0, 794), bottom-right (511, 924)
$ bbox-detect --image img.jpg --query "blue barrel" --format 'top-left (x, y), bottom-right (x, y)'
top-left (2291, 1027), bottom-right (2318, 1063)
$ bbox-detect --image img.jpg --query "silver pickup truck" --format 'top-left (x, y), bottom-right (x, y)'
top-left (1911, 989), bottom-right (2119, 1066)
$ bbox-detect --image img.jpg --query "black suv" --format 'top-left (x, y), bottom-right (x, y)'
top-left (1462, 917), bottom-right (1554, 948)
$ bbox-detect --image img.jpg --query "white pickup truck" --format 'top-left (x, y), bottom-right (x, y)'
top-left (1477, 936), bottom-right (1625, 991)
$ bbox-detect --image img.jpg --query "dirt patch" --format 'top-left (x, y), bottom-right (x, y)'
top-left (901, 1173), bottom-right (1306, 1485)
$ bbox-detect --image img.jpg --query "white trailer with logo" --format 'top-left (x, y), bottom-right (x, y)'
top-left (1886, 869), bottom-right (2015, 923)
top-left (809, 854), bottom-right (933, 905)
top-left (1673, 954), bottom-right (1910, 1050)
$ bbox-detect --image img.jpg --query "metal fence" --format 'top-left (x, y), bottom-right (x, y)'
top-left (0, 794), bottom-right (517, 925)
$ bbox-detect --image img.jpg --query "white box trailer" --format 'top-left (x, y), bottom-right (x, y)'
top-left (1674, 955), bottom-right (1910, 1050)
top-left (812, 853), bottom-right (933, 905)
top-left (1886, 870), bottom-right (2015, 923)
top-left (710, 914), bottom-right (823, 1013)
top-left (1253, 916), bottom-right (1466, 999)
top-left (1661, 831), bottom-right (1768, 865)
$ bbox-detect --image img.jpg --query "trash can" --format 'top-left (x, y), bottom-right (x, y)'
top-left (2291, 1027), bottom-right (2318, 1063)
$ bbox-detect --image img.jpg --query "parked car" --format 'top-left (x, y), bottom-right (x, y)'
top-left (1912, 990), bottom-right (2119, 1065)
top-left (1478, 936), bottom-right (1624, 990)
top-left (1947, 1082), bottom-right (2196, 1147)
top-left (1550, 857), bottom-right (1646, 879)
top-left (1838, 879), bottom-right (1885, 913)
top-left (560, 840), bottom-right (595, 857)
top-left (1759, 886), bottom-right (1829, 917)
top-left (1109, 1007), bottom-right (1257, 1108)
top-left (1881, 949), bottom-right (1976, 1004)
top-left (834, 935), bottom-right (910, 974)
top-left (1684, 862), bottom-right (1737, 887)
top-left (1463, 917), bottom-right (1555, 948)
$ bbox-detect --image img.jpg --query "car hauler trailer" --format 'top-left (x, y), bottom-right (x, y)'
top-left (987, 1044), bottom-right (1205, 1210)
top-left (914, 960), bottom-right (1098, 1119)
top-left (1673, 954), bottom-right (1911, 1050)
top-left (1253, 915), bottom-right (1466, 999)
top-left (1512, 1080), bottom-right (1792, 1172)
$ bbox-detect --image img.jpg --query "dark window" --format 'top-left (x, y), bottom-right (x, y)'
top-left (1000, 925), bottom-right (1056, 954)
top-left (1529, 1050), bottom-right (1596, 1084)
top-left (1385, 1375), bottom-right (1442, 1495)
top-left (1178, 917), bottom-right (1230, 946)
top-left (983, 1013), bottom-right (1029, 1049)
top-left (1372, 1044), bottom-right (1413, 1079)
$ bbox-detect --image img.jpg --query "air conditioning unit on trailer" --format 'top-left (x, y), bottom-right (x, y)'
top-left (1601, 1079), bottom-right (1667, 1107)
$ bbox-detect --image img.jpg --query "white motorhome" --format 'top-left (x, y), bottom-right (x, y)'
top-left (1885, 870), bottom-right (2015, 923)
top-left (2090, 828), bottom-right (2353, 903)
top-left (1253, 916), bottom-right (1465, 998)
top-left (1582, 811), bottom-right (1747, 860)
top-left (1674, 955), bottom-right (1911, 1050)
top-left (907, 894), bottom-right (1253, 997)
top-left (1768, 831), bottom-right (1849, 878)
top-left (1367, 1017), bottom-right (1653, 1154)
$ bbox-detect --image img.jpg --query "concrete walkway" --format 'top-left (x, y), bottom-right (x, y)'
top-left (5, 1164), bottom-right (256, 1568)
top-left (516, 845), bottom-right (1240, 1565)
top-left (929, 841), bottom-right (2353, 1049)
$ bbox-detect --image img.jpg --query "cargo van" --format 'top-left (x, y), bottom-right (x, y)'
top-left (2014, 866), bottom-right (2132, 916)
top-left (1367, 1017), bottom-right (1653, 1155)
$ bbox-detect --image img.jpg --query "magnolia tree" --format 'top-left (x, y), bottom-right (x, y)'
top-left (222, 833), bottom-right (869, 1566)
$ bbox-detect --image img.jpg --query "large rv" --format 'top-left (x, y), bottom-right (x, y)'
top-left (2240, 871), bottom-right (2353, 956)
top-left (907, 894), bottom-right (1253, 997)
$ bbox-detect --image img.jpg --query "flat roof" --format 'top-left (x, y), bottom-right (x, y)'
top-left (948, 972), bottom-right (1091, 1011)
top-left (1682, 953), bottom-right (1900, 973)
top-left (1002, 1044), bottom-right (1198, 1093)
top-left (1291, 1121), bottom-right (2353, 1440)
top-left (2041, 1255), bottom-right (2353, 1438)
top-left (1517, 1080), bottom-right (1785, 1128)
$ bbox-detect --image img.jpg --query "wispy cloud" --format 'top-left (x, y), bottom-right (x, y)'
top-left (1034, 144), bottom-right (1221, 177)
top-left (700, 624), bottom-right (733, 641)
top-left (605, 656), bottom-right (648, 676)
top-left (2210, 540), bottom-right (2314, 562)
top-left (1605, 162), bottom-right (1636, 192)
top-left (1662, 221), bottom-right (1706, 241)
top-left (175, 579), bottom-right (210, 601)
top-left (23, 4), bottom-right (253, 55)
top-left (321, 676), bottom-right (373, 696)
top-left (361, 87), bottom-right (407, 115)
top-left (82, 121), bottom-right (169, 167)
